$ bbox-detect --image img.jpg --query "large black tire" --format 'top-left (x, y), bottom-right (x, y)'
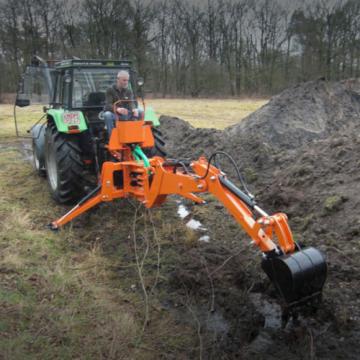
top-left (44, 122), bottom-right (86, 204)
top-left (145, 127), bottom-right (166, 158)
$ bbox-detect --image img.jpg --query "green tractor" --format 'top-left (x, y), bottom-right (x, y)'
top-left (16, 57), bottom-right (165, 204)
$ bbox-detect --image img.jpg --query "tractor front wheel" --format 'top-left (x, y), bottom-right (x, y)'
top-left (45, 123), bottom-right (86, 204)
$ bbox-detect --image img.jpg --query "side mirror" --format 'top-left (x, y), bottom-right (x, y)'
top-left (15, 76), bottom-right (30, 107)
top-left (15, 98), bottom-right (30, 107)
top-left (137, 77), bottom-right (144, 87)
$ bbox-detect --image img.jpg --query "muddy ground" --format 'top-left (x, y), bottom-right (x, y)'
top-left (157, 78), bottom-right (360, 359)
top-left (4, 78), bottom-right (360, 359)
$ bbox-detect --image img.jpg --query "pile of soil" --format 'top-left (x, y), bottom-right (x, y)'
top-left (159, 78), bottom-right (360, 359)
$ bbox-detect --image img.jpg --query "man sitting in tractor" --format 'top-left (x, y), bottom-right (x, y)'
top-left (103, 70), bottom-right (140, 139)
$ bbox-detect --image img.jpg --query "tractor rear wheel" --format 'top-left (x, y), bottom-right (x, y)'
top-left (45, 123), bottom-right (86, 204)
top-left (145, 127), bottom-right (166, 158)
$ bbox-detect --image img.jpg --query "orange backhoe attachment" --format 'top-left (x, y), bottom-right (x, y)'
top-left (50, 118), bottom-right (327, 307)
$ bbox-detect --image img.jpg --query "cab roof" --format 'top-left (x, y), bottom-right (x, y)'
top-left (54, 59), bottom-right (133, 69)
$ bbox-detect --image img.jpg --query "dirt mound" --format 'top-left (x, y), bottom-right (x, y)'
top-left (160, 116), bottom-right (222, 159)
top-left (226, 78), bottom-right (360, 150)
top-left (162, 77), bottom-right (360, 159)
top-left (161, 78), bottom-right (360, 182)
top-left (159, 78), bottom-right (360, 359)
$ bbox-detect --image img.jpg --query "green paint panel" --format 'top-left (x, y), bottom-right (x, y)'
top-left (144, 106), bottom-right (160, 126)
top-left (47, 109), bottom-right (88, 133)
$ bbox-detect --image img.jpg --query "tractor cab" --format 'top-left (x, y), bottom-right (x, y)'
top-left (17, 58), bottom-right (142, 132)
top-left (17, 58), bottom-right (139, 108)
top-left (52, 59), bottom-right (138, 111)
top-left (50, 60), bottom-right (142, 134)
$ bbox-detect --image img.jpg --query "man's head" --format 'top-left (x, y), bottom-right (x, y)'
top-left (116, 70), bottom-right (130, 89)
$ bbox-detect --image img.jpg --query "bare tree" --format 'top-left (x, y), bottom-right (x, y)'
top-left (2, 0), bottom-right (360, 99)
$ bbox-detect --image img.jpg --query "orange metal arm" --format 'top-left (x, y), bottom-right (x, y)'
top-left (51, 153), bottom-right (296, 255)
top-left (144, 157), bottom-right (295, 254)
top-left (192, 159), bottom-right (295, 253)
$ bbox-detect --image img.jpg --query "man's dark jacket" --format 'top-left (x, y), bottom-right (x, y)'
top-left (104, 85), bottom-right (135, 112)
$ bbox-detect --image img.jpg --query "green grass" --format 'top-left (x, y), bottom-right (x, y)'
top-left (0, 105), bottom-right (44, 138)
top-left (0, 149), bottom-right (138, 358)
top-left (0, 144), bottom-right (200, 359)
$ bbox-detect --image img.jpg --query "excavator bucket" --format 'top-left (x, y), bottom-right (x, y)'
top-left (262, 247), bottom-right (327, 306)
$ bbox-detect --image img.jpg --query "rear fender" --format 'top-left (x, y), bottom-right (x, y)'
top-left (144, 106), bottom-right (160, 127)
top-left (47, 109), bottom-right (88, 133)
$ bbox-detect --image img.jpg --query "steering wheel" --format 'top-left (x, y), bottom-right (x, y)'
top-left (113, 99), bottom-right (141, 120)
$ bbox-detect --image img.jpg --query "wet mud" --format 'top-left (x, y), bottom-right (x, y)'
top-left (158, 79), bottom-right (360, 359)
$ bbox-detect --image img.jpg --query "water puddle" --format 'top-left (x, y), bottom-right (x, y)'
top-left (21, 141), bottom-right (33, 163)
top-left (203, 310), bottom-right (230, 334)
top-left (168, 302), bottom-right (230, 340)
top-left (249, 293), bottom-right (282, 329)
top-left (0, 140), bottom-right (33, 163)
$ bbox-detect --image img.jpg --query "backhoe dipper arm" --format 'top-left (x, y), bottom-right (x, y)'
top-left (145, 157), bottom-right (295, 255)
top-left (145, 157), bottom-right (326, 306)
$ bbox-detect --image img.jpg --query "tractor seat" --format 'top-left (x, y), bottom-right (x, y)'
top-left (86, 92), bottom-right (105, 106)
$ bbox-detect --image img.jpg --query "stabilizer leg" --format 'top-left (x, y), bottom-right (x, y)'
top-left (50, 185), bottom-right (103, 230)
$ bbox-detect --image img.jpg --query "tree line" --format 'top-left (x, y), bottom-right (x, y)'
top-left (1, 0), bottom-right (360, 99)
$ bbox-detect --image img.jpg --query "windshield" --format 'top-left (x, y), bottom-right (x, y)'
top-left (72, 68), bottom-right (133, 108)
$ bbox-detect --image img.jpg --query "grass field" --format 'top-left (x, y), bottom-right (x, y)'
top-left (0, 144), bottom-right (196, 358)
top-left (0, 98), bottom-right (267, 138)
top-left (149, 98), bottom-right (267, 129)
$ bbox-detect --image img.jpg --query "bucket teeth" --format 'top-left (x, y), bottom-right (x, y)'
top-left (261, 247), bottom-right (327, 306)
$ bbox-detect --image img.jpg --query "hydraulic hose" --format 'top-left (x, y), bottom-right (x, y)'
top-left (199, 151), bottom-right (253, 197)
top-left (133, 145), bottom-right (150, 168)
